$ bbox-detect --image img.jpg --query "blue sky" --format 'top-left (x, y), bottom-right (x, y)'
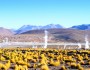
top-left (0, 0), bottom-right (90, 29)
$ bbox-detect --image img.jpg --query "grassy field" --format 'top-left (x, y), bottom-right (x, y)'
top-left (0, 47), bottom-right (90, 70)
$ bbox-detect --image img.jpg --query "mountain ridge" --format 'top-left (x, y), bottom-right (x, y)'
top-left (15, 24), bottom-right (63, 34)
top-left (16, 24), bottom-right (90, 34)
top-left (0, 24), bottom-right (90, 43)
top-left (71, 24), bottom-right (90, 30)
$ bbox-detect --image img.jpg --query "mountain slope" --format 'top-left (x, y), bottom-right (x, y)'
top-left (71, 24), bottom-right (90, 30)
top-left (19, 28), bottom-right (89, 43)
top-left (0, 27), bottom-right (14, 42)
top-left (0, 27), bottom-right (14, 36)
top-left (15, 25), bottom-right (42, 34)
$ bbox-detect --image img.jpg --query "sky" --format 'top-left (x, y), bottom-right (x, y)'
top-left (0, 0), bottom-right (90, 29)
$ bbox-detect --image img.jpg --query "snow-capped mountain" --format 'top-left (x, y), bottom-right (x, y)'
top-left (42, 24), bottom-right (63, 29)
top-left (15, 24), bottom-right (63, 34)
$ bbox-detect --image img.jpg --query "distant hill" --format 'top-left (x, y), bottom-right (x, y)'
top-left (0, 27), bottom-right (14, 42)
top-left (0, 27), bottom-right (14, 36)
top-left (71, 24), bottom-right (90, 30)
top-left (15, 24), bottom-right (63, 34)
top-left (20, 28), bottom-right (90, 43)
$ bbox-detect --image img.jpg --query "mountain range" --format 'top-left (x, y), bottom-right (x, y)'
top-left (0, 24), bottom-right (90, 43)
top-left (0, 24), bottom-right (90, 35)
top-left (15, 24), bottom-right (63, 34)
top-left (15, 24), bottom-right (90, 34)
